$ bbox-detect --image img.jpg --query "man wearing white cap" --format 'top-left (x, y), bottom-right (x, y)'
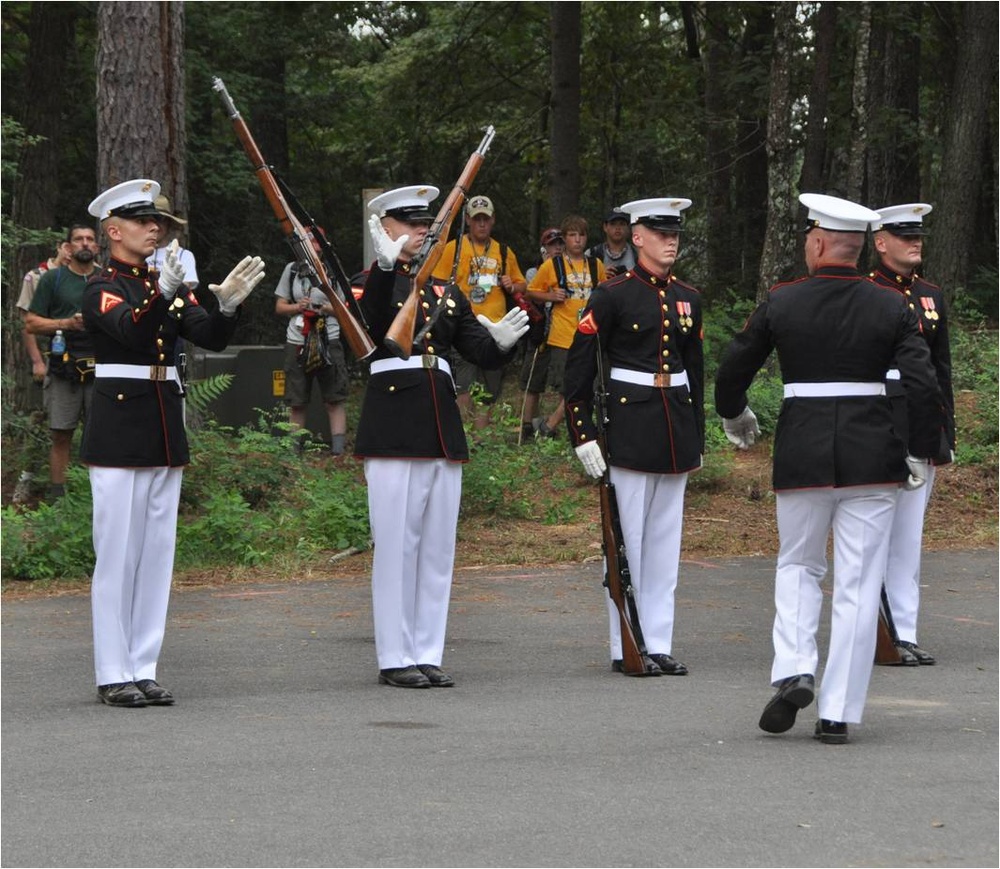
top-left (82, 178), bottom-right (265, 707)
top-left (715, 193), bottom-right (944, 743)
top-left (358, 185), bottom-right (528, 688)
top-left (871, 203), bottom-right (955, 666)
top-left (431, 194), bottom-right (528, 429)
top-left (563, 197), bottom-right (703, 677)
top-left (146, 194), bottom-right (199, 292)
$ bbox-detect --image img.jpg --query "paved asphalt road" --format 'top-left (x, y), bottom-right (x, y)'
top-left (2, 549), bottom-right (996, 868)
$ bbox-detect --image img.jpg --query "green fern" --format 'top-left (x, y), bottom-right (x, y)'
top-left (185, 374), bottom-right (234, 413)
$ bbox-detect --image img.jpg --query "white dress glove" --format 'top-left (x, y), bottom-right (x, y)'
top-left (476, 307), bottom-right (529, 352)
top-left (157, 239), bottom-right (186, 300)
top-left (367, 214), bottom-right (408, 271)
top-left (902, 455), bottom-right (930, 491)
top-left (209, 255), bottom-right (266, 315)
top-left (574, 440), bottom-right (607, 479)
top-left (723, 406), bottom-right (760, 450)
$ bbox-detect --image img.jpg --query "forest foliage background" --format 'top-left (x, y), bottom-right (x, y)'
top-left (1, 1), bottom-right (997, 375)
top-left (0, 1), bottom-right (997, 583)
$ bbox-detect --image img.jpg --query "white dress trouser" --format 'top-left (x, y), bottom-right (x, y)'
top-left (89, 466), bottom-right (182, 686)
top-left (605, 467), bottom-right (688, 659)
top-left (884, 465), bottom-right (936, 642)
top-left (365, 458), bottom-right (462, 670)
top-left (773, 486), bottom-right (898, 724)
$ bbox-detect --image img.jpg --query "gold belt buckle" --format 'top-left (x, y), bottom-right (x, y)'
top-left (421, 355), bottom-right (439, 370)
top-left (652, 372), bottom-right (672, 388)
top-left (150, 365), bottom-right (168, 381)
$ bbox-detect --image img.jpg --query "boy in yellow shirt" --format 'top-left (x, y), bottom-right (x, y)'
top-left (520, 214), bottom-right (606, 439)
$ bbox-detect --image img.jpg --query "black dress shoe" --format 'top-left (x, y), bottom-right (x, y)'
top-left (97, 682), bottom-right (148, 707)
top-left (814, 718), bottom-right (849, 744)
top-left (135, 679), bottom-right (175, 705)
top-left (648, 653), bottom-right (688, 676)
top-left (891, 643), bottom-right (920, 666)
top-left (611, 657), bottom-right (663, 676)
top-left (758, 674), bottom-right (815, 733)
top-left (897, 641), bottom-right (936, 665)
top-left (378, 666), bottom-right (431, 688)
top-left (417, 664), bottom-right (455, 687)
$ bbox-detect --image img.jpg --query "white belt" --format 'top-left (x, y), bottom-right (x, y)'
top-left (886, 369), bottom-right (901, 381)
top-left (95, 363), bottom-right (179, 383)
top-left (783, 381), bottom-right (886, 398)
top-left (370, 356), bottom-right (452, 378)
top-left (609, 367), bottom-right (689, 388)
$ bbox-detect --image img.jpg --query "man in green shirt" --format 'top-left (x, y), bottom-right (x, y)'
top-left (25, 223), bottom-right (100, 500)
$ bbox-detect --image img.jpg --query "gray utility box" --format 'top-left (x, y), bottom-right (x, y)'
top-left (185, 345), bottom-right (330, 442)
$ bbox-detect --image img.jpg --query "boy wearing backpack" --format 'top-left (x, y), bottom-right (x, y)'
top-left (520, 215), bottom-right (606, 440)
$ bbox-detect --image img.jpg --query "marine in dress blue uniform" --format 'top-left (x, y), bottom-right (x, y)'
top-left (871, 203), bottom-right (955, 666)
top-left (83, 179), bottom-right (265, 707)
top-left (715, 193), bottom-right (944, 744)
top-left (358, 186), bottom-right (528, 688)
top-left (563, 197), bottom-right (704, 676)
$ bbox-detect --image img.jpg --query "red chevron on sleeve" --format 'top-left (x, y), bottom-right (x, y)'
top-left (577, 310), bottom-right (598, 335)
top-left (99, 291), bottom-right (125, 314)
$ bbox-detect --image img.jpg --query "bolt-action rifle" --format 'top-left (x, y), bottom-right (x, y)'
top-left (212, 76), bottom-right (375, 360)
top-left (383, 126), bottom-right (495, 359)
top-left (594, 350), bottom-right (660, 676)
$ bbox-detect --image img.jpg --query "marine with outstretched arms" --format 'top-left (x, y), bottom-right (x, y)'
top-left (82, 179), bottom-right (265, 708)
top-left (356, 170), bottom-right (528, 689)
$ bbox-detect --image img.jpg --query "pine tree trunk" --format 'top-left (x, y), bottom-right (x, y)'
top-left (95, 1), bottom-right (186, 231)
top-left (933, 1), bottom-right (998, 299)
top-left (845, 2), bottom-right (871, 201)
top-left (757, 2), bottom-right (799, 301)
top-left (799, 2), bottom-right (838, 195)
top-left (865, 5), bottom-right (922, 207)
top-left (549, 1), bottom-right (582, 221)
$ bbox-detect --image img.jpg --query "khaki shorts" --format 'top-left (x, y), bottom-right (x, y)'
top-left (43, 375), bottom-right (94, 430)
top-left (451, 354), bottom-right (503, 404)
top-left (283, 341), bottom-right (349, 407)
top-left (520, 345), bottom-right (567, 394)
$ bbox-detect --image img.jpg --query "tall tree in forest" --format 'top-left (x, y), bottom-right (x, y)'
top-left (756, 2), bottom-right (799, 301)
top-left (865, 4), bottom-right (922, 207)
top-left (933, 1), bottom-right (998, 299)
top-left (799, 2), bottom-right (837, 195)
top-left (845, 1), bottom-right (871, 201)
top-left (95, 2), bottom-right (186, 220)
top-left (549, 1), bottom-right (582, 220)
top-left (6, 3), bottom-right (80, 413)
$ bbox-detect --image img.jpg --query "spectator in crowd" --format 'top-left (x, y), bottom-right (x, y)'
top-left (18, 238), bottom-right (72, 385)
top-left (146, 195), bottom-right (199, 292)
top-left (274, 230), bottom-right (350, 456)
top-left (587, 208), bottom-right (637, 277)
top-left (25, 223), bottom-right (100, 500)
top-left (432, 195), bottom-right (527, 430)
top-left (520, 215), bottom-right (605, 441)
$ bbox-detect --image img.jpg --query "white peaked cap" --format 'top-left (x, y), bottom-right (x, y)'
top-left (367, 185), bottom-right (440, 221)
top-left (799, 193), bottom-right (880, 232)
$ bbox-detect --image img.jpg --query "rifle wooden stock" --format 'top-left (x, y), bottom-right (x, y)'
top-left (212, 77), bottom-right (375, 360)
top-left (384, 126), bottom-right (495, 359)
top-left (875, 585), bottom-right (904, 665)
top-left (599, 479), bottom-right (651, 676)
